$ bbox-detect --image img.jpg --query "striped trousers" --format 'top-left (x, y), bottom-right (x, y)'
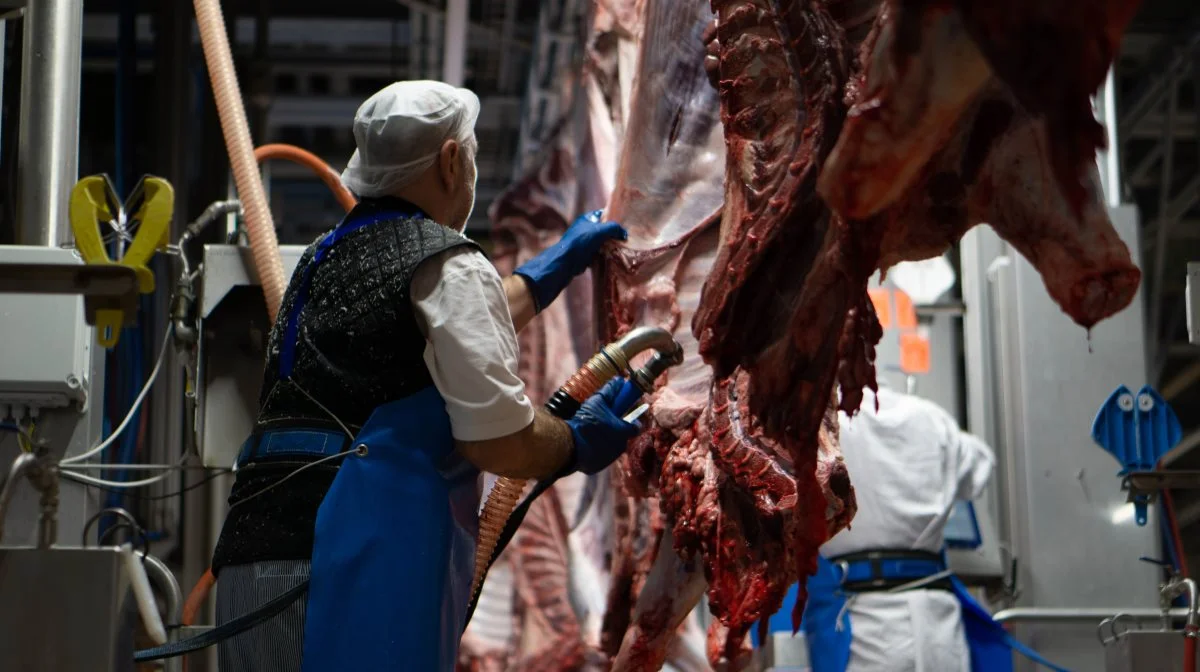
top-left (215, 560), bottom-right (310, 672)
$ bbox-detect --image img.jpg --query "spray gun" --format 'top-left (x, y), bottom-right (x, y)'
top-left (466, 326), bottom-right (684, 625)
top-left (543, 326), bottom-right (684, 421)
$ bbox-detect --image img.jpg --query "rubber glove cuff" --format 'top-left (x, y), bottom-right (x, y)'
top-left (565, 377), bottom-right (642, 475)
top-left (514, 210), bottom-right (627, 313)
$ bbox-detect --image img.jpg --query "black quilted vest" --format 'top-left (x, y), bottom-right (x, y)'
top-left (211, 198), bottom-right (479, 572)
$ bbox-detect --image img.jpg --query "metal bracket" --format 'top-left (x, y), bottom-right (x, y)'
top-left (0, 263), bottom-right (140, 327)
top-left (1123, 470), bottom-right (1200, 504)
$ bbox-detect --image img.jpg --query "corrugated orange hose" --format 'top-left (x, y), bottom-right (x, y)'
top-left (253, 144), bottom-right (358, 212)
top-left (180, 569), bottom-right (216, 672)
top-left (194, 0), bottom-right (285, 323)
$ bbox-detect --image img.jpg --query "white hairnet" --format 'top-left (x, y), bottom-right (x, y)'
top-left (341, 80), bottom-right (481, 198)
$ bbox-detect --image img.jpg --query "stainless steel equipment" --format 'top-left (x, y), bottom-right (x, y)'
top-left (195, 243), bottom-right (307, 469)
top-left (960, 205), bottom-right (1159, 671)
top-left (1105, 631), bottom-right (1199, 671)
top-left (0, 547), bottom-right (138, 672)
top-left (16, 0), bottom-right (83, 247)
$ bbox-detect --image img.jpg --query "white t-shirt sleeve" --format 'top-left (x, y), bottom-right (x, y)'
top-left (952, 429), bottom-right (996, 502)
top-left (410, 246), bottom-right (536, 442)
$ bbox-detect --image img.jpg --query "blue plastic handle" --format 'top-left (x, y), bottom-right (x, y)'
top-left (611, 379), bottom-right (644, 417)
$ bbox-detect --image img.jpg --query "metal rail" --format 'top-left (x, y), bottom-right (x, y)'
top-left (993, 607), bottom-right (1190, 624)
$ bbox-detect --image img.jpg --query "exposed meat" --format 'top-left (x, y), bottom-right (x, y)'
top-left (605, 0), bottom-right (1143, 667)
top-left (597, 0), bottom-right (648, 38)
top-left (474, 14), bottom-right (713, 668)
top-left (599, 0), bottom-right (857, 667)
top-left (821, 0), bottom-right (1141, 328)
top-left (510, 490), bottom-right (589, 670)
top-left (954, 0), bottom-right (1145, 215)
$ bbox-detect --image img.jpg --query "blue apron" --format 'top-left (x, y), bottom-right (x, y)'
top-left (264, 201), bottom-right (479, 671)
top-left (789, 554), bottom-right (1072, 672)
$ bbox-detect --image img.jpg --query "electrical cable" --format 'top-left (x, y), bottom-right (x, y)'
top-left (1159, 458), bottom-right (1190, 579)
top-left (64, 469), bottom-right (231, 501)
top-left (61, 322), bottom-right (173, 466)
top-left (0, 422), bottom-right (34, 447)
top-left (61, 467), bottom-right (179, 490)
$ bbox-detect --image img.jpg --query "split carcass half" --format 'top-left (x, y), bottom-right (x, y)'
top-left (598, 0), bottom-right (857, 668)
top-left (602, 0), bottom-right (1145, 668)
top-left (467, 12), bottom-right (711, 667)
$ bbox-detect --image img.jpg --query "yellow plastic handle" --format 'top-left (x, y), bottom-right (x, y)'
top-left (122, 176), bottom-right (174, 293)
top-left (68, 176), bottom-right (117, 266)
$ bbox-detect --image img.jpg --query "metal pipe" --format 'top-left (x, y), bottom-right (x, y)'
top-left (606, 326), bottom-right (684, 371)
top-left (1101, 68), bottom-right (1121, 208)
top-left (1150, 78), bottom-right (1180, 367)
top-left (993, 607), bottom-right (1191, 624)
top-left (443, 0), bottom-right (468, 86)
top-left (142, 553), bottom-right (184, 626)
top-left (141, 554), bottom-right (183, 672)
top-left (1163, 577), bottom-right (1200, 631)
top-left (16, 0), bottom-right (84, 247)
top-left (37, 470), bottom-right (58, 549)
top-left (0, 453), bottom-right (36, 544)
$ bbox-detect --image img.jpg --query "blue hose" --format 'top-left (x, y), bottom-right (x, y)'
top-left (102, 0), bottom-right (139, 533)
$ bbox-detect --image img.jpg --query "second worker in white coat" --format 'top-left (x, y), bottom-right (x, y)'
top-left (797, 383), bottom-right (1068, 672)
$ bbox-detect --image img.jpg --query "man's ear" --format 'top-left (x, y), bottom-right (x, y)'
top-left (438, 139), bottom-right (460, 191)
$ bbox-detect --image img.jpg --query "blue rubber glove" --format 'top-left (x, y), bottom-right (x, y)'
top-left (514, 210), bottom-right (627, 312)
top-left (566, 377), bottom-right (642, 475)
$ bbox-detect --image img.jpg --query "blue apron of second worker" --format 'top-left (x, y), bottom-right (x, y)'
top-left (209, 80), bottom-right (639, 672)
top-left (760, 384), bottom-right (1069, 671)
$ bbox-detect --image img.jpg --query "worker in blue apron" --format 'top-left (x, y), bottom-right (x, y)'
top-left (210, 81), bottom-right (640, 672)
top-left (762, 383), bottom-right (1068, 671)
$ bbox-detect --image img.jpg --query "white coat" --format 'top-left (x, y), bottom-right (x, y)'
top-left (818, 385), bottom-right (996, 672)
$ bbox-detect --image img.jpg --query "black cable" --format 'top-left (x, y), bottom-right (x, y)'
top-left (70, 469), bottom-right (232, 501)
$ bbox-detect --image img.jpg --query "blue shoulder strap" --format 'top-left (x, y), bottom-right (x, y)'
top-left (277, 201), bottom-right (422, 380)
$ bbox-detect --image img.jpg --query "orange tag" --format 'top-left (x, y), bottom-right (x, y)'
top-left (893, 290), bottom-right (917, 331)
top-left (868, 288), bottom-right (892, 329)
top-left (899, 331), bottom-right (931, 374)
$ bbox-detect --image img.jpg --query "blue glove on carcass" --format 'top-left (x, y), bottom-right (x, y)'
top-left (514, 210), bottom-right (627, 313)
top-left (566, 377), bottom-right (642, 475)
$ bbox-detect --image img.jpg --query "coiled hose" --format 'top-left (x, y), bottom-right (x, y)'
top-left (193, 0), bottom-right (285, 323)
top-left (469, 360), bottom-right (620, 599)
top-left (468, 327), bottom-right (683, 612)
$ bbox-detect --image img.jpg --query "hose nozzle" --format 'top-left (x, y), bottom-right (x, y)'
top-left (545, 326), bottom-right (682, 419)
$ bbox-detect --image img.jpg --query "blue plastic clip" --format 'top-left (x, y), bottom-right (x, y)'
top-left (1091, 385), bottom-right (1182, 526)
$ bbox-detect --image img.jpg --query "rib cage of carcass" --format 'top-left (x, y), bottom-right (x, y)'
top-left (594, 0), bottom-right (1145, 669)
top-left (458, 1), bottom-right (711, 669)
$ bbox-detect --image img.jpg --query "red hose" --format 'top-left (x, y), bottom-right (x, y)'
top-left (180, 568), bottom-right (216, 672)
top-left (1185, 627), bottom-right (1196, 672)
top-left (253, 143), bottom-right (358, 213)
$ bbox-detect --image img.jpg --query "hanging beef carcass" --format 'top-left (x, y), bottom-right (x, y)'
top-left (463, 4), bottom-right (712, 667)
top-left (818, 0), bottom-right (1142, 327)
top-left (598, 0), bottom-right (1144, 668)
top-left (596, 0), bottom-right (858, 668)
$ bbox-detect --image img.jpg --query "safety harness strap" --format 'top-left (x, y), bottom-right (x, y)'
top-left (133, 579), bottom-right (310, 662)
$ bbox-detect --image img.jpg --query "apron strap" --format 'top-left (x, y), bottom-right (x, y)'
top-left (278, 202), bottom-right (422, 381)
